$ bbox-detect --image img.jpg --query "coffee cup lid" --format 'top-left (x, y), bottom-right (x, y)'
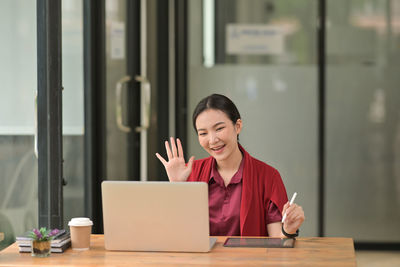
top-left (68, 217), bottom-right (93, 227)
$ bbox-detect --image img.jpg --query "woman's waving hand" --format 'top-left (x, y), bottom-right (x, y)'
top-left (155, 137), bottom-right (195, 182)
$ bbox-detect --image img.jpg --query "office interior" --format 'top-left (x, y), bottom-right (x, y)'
top-left (0, 0), bottom-right (399, 253)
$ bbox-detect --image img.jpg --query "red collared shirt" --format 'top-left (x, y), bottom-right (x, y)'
top-left (208, 157), bottom-right (282, 236)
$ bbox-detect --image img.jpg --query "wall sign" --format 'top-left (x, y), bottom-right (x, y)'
top-left (226, 24), bottom-right (285, 55)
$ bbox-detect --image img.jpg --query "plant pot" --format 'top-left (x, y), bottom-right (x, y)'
top-left (31, 240), bottom-right (51, 257)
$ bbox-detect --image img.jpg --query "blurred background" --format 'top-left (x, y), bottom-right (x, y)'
top-left (0, 0), bottom-right (399, 258)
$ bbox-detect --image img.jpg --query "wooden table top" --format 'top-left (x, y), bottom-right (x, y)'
top-left (0, 235), bottom-right (356, 266)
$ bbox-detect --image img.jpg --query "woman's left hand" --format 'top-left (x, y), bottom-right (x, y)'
top-left (282, 202), bottom-right (305, 234)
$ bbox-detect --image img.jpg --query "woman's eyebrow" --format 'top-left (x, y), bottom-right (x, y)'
top-left (197, 122), bottom-right (225, 132)
top-left (213, 122), bottom-right (225, 128)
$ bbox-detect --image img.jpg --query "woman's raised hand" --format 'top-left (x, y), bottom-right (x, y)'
top-left (155, 137), bottom-right (195, 182)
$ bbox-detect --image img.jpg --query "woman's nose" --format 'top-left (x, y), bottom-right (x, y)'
top-left (209, 132), bottom-right (219, 144)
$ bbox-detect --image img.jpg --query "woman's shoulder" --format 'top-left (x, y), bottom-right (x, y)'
top-left (188, 156), bottom-right (213, 182)
top-left (242, 147), bottom-right (280, 178)
top-left (191, 156), bottom-right (213, 172)
top-left (248, 155), bottom-right (279, 175)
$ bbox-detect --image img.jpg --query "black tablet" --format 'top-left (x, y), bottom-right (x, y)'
top-left (223, 237), bottom-right (295, 248)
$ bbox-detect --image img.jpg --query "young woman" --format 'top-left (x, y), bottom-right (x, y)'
top-left (156, 94), bottom-right (305, 237)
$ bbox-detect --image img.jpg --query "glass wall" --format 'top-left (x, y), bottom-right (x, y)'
top-left (0, 0), bottom-right (38, 250)
top-left (325, 0), bottom-right (400, 241)
top-left (187, 0), bottom-right (319, 236)
top-left (0, 0), bottom-right (86, 250)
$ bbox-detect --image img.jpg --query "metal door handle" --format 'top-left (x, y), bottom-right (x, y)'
top-left (135, 75), bottom-right (151, 132)
top-left (115, 75), bottom-right (132, 132)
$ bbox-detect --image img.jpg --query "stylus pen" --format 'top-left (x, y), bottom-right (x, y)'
top-left (281, 192), bottom-right (297, 223)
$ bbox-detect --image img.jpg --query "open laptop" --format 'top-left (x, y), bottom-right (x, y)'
top-left (101, 181), bottom-right (217, 252)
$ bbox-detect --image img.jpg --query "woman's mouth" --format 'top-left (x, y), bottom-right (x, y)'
top-left (210, 145), bottom-right (225, 153)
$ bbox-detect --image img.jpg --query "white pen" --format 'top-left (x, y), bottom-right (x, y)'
top-left (281, 192), bottom-right (297, 223)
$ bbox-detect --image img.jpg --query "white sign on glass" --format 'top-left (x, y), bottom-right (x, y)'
top-left (226, 24), bottom-right (285, 55)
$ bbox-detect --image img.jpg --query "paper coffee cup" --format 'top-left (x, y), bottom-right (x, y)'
top-left (68, 217), bottom-right (93, 250)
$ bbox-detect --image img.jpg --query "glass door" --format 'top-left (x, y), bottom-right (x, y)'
top-left (186, 0), bottom-right (319, 236)
top-left (0, 0), bottom-right (38, 249)
top-left (86, 0), bottom-right (161, 231)
top-left (104, 0), bottom-right (155, 182)
top-left (325, 0), bottom-right (400, 242)
top-left (105, 0), bottom-right (142, 181)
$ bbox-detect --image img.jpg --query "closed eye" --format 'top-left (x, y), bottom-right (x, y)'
top-left (216, 127), bottom-right (225, 131)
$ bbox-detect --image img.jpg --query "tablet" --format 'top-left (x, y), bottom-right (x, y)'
top-left (223, 237), bottom-right (295, 248)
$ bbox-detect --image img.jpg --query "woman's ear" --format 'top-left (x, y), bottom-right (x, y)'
top-left (235, 119), bottom-right (243, 135)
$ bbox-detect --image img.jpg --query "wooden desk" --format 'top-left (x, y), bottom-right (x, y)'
top-left (0, 235), bottom-right (356, 266)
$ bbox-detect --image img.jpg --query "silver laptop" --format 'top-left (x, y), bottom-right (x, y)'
top-left (101, 181), bottom-right (217, 252)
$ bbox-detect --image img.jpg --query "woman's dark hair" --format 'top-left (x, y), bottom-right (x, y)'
top-left (192, 94), bottom-right (241, 132)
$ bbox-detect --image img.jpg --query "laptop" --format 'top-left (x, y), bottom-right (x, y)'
top-left (101, 181), bottom-right (217, 252)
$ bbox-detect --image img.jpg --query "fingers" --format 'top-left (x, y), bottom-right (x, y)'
top-left (284, 203), bottom-right (297, 219)
top-left (163, 137), bottom-right (186, 161)
top-left (155, 153), bottom-right (167, 166)
top-left (290, 213), bottom-right (305, 224)
top-left (165, 140), bottom-right (173, 160)
top-left (170, 137), bottom-right (178, 157)
top-left (282, 202), bottom-right (289, 215)
top-left (187, 156), bottom-right (195, 170)
top-left (285, 204), bottom-right (305, 225)
top-left (177, 138), bottom-right (184, 158)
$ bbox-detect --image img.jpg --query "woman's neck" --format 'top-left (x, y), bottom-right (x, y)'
top-left (216, 145), bottom-right (243, 173)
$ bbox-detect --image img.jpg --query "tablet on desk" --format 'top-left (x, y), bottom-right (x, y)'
top-left (223, 237), bottom-right (295, 248)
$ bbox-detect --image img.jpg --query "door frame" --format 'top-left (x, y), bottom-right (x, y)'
top-left (37, 0), bottom-right (64, 229)
top-left (83, 0), bottom-right (106, 234)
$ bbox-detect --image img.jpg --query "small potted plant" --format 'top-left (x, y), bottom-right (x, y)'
top-left (29, 227), bottom-right (59, 257)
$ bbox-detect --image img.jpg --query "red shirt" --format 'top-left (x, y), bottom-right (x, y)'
top-left (188, 144), bottom-right (288, 236)
top-left (208, 156), bottom-right (283, 236)
top-left (208, 157), bottom-right (244, 236)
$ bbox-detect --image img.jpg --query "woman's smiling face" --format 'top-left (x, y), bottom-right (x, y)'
top-left (195, 109), bottom-right (242, 162)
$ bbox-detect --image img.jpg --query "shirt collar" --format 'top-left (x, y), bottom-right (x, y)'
top-left (209, 156), bottom-right (245, 185)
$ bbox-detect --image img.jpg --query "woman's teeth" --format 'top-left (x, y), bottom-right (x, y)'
top-left (211, 145), bottom-right (224, 151)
